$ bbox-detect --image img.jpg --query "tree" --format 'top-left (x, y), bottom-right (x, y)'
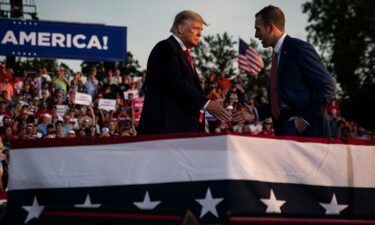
top-left (12, 58), bottom-right (59, 76)
top-left (80, 51), bottom-right (141, 79)
top-left (125, 51), bottom-right (141, 76)
top-left (80, 61), bottom-right (105, 77)
top-left (191, 32), bottom-right (237, 76)
top-left (303, 0), bottom-right (375, 95)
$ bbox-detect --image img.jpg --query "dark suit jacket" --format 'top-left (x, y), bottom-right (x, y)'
top-left (138, 36), bottom-right (207, 135)
top-left (258, 35), bottom-right (335, 137)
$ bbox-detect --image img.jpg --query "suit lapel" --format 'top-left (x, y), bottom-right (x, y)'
top-left (168, 36), bottom-right (196, 74)
top-left (278, 35), bottom-right (290, 77)
top-left (168, 36), bottom-right (203, 93)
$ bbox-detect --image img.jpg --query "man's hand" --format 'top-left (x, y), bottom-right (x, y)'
top-left (206, 100), bottom-right (231, 122)
top-left (289, 116), bottom-right (309, 133)
top-left (233, 104), bottom-right (256, 124)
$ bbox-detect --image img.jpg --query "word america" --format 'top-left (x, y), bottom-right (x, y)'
top-left (1, 31), bottom-right (109, 50)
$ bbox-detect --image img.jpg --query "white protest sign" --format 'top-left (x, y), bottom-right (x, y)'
top-left (98, 98), bottom-right (117, 111)
top-left (124, 90), bottom-right (139, 99)
top-left (56, 105), bottom-right (68, 116)
top-left (74, 92), bottom-right (92, 106)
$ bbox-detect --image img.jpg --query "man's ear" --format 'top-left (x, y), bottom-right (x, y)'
top-left (177, 24), bottom-right (184, 34)
top-left (266, 24), bottom-right (274, 33)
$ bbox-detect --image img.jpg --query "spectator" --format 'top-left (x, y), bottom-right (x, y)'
top-left (88, 124), bottom-right (100, 137)
top-left (12, 109), bottom-right (31, 138)
top-left (67, 130), bottom-right (76, 138)
top-left (246, 84), bottom-right (259, 101)
top-left (44, 124), bottom-right (56, 138)
top-left (101, 127), bottom-right (110, 137)
top-left (61, 114), bottom-right (74, 137)
top-left (21, 123), bottom-right (38, 139)
top-left (85, 67), bottom-right (99, 97)
top-left (0, 102), bottom-right (9, 116)
top-left (0, 116), bottom-right (12, 135)
top-left (113, 68), bottom-right (122, 85)
top-left (216, 72), bottom-right (230, 92)
top-left (53, 68), bottom-right (69, 96)
top-left (41, 67), bottom-right (52, 82)
top-left (0, 76), bottom-right (14, 101)
top-left (103, 69), bottom-right (114, 84)
top-left (70, 72), bottom-right (84, 93)
top-left (34, 69), bottom-right (45, 93)
top-left (1, 126), bottom-right (17, 146)
top-left (37, 113), bottom-right (52, 136)
top-left (55, 121), bottom-right (64, 138)
top-left (108, 120), bottom-right (119, 136)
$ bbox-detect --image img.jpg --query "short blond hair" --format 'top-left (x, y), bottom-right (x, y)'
top-left (170, 10), bottom-right (207, 33)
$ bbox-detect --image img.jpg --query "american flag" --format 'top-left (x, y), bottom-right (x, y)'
top-left (238, 38), bottom-right (264, 77)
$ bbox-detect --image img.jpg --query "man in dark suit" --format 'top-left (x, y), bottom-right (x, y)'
top-left (138, 10), bottom-right (230, 135)
top-left (234, 5), bottom-right (335, 138)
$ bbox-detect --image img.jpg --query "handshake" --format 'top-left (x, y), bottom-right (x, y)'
top-left (206, 100), bottom-right (256, 124)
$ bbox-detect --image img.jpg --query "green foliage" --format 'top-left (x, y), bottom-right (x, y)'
top-left (80, 61), bottom-right (105, 77)
top-left (12, 58), bottom-right (59, 76)
top-left (125, 51), bottom-right (141, 76)
top-left (191, 32), bottom-right (237, 76)
top-left (303, 0), bottom-right (375, 95)
top-left (80, 51), bottom-right (141, 78)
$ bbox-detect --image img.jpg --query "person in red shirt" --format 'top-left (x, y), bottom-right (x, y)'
top-left (0, 76), bottom-right (14, 101)
top-left (216, 72), bottom-right (231, 92)
top-left (327, 98), bottom-right (340, 118)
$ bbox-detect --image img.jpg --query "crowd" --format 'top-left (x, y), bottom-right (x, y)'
top-left (0, 63), bottom-right (374, 148)
top-left (0, 65), bottom-right (143, 147)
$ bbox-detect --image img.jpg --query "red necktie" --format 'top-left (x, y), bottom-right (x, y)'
top-left (270, 51), bottom-right (280, 119)
top-left (184, 49), bottom-right (195, 70)
top-left (185, 48), bottom-right (203, 124)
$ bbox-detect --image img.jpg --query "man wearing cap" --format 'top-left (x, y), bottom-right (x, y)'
top-left (67, 130), bottom-right (76, 138)
top-left (37, 113), bottom-right (52, 136)
top-left (139, 10), bottom-right (231, 135)
top-left (21, 123), bottom-right (36, 139)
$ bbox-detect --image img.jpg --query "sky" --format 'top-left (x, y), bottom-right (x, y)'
top-left (15, 0), bottom-right (310, 71)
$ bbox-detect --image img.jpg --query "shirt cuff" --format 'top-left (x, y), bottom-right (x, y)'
top-left (253, 107), bottom-right (259, 121)
top-left (301, 118), bottom-right (310, 127)
top-left (203, 100), bottom-right (210, 110)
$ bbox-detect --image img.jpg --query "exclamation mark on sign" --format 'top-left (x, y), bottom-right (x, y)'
top-left (103, 36), bottom-right (108, 50)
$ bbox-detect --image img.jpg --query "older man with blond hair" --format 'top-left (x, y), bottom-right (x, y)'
top-left (139, 10), bottom-right (230, 135)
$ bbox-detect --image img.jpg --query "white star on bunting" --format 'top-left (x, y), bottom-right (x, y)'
top-left (319, 193), bottom-right (348, 215)
top-left (133, 191), bottom-right (161, 210)
top-left (260, 189), bottom-right (286, 213)
top-left (195, 188), bottom-right (223, 218)
top-left (22, 196), bottom-right (45, 224)
top-left (74, 194), bottom-right (101, 208)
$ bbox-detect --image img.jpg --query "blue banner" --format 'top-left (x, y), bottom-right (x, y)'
top-left (0, 19), bottom-right (127, 62)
